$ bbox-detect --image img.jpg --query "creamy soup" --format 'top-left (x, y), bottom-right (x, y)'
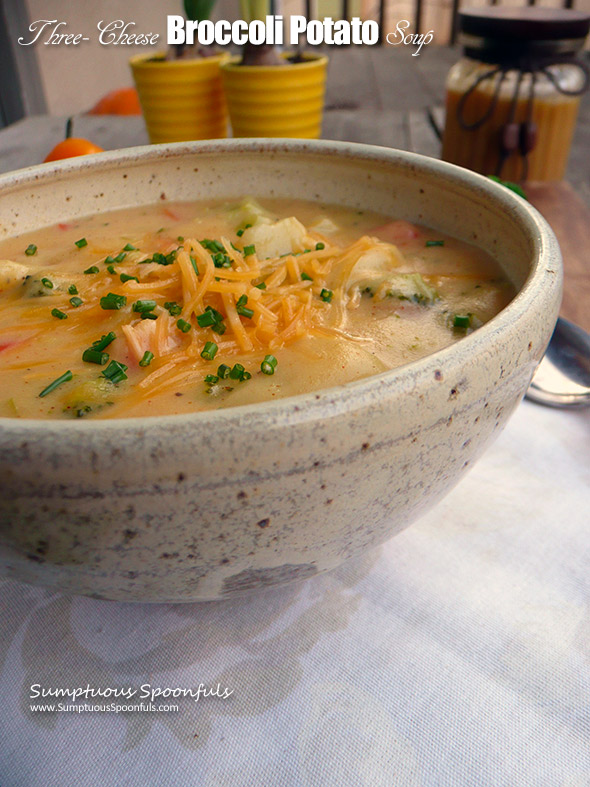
top-left (0, 198), bottom-right (514, 419)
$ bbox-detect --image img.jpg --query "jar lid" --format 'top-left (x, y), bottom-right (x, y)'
top-left (459, 7), bottom-right (590, 42)
top-left (459, 7), bottom-right (590, 62)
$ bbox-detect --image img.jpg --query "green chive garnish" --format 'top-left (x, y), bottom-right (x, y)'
top-left (453, 314), bottom-right (470, 329)
top-left (196, 311), bottom-right (217, 328)
top-left (315, 242), bottom-right (325, 250)
top-left (107, 265), bottom-right (116, 275)
top-left (201, 341), bottom-right (218, 361)
top-left (139, 351), bottom-right (154, 367)
top-left (84, 265), bottom-right (99, 275)
top-left (123, 243), bottom-right (137, 251)
top-left (255, 282), bottom-right (267, 290)
top-left (104, 255), bottom-right (115, 266)
top-left (101, 360), bottom-right (128, 384)
top-left (82, 348), bottom-right (109, 365)
top-left (51, 308), bottom-right (67, 320)
top-left (229, 363), bottom-right (245, 380)
top-left (177, 318), bottom-right (191, 333)
top-left (69, 296), bottom-right (83, 308)
top-left (132, 299), bottom-right (157, 314)
top-left (237, 305), bottom-right (254, 319)
top-left (68, 284), bottom-right (78, 295)
top-left (190, 256), bottom-right (199, 276)
top-left (261, 354), bottom-right (278, 375)
top-left (141, 312), bottom-right (158, 320)
top-left (114, 252), bottom-right (127, 263)
top-left (39, 370), bottom-right (72, 398)
top-left (164, 301), bottom-right (182, 317)
top-left (425, 240), bottom-right (445, 247)
top-left (25, 244), bottom-right (37, 256)
top-left (320, 288), bottom-right (333, 303)
top-left (119, 273), bottom-right (139, 284)
top-left (75, 238), bottom-right (88, 248)
top-left (217, 363), bottom-right (231, 379)
top-left (204, 374), bottom-right (219, 385)
top-left (92, 332), bottom-right (116, 351)
top-left (243, 244), bottom-right (255, 257)
top-left (100, 293), bottom-right (127, 310)
top-left (41, 277), bottom-right (53, 289)
top-left (301, 272), bottom-right (313, 282)
top-left (177, 236), bottom-right (184, 243)
top-left (236, 229), bottom-right (245, 237)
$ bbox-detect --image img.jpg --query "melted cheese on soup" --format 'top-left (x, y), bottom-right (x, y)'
top-left (0, 198), bottom-right (514, 419)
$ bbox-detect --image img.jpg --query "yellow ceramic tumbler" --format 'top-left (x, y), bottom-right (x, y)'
top-left (130, 53), bottom-right (228, 143)
top-left (221, 54), bottom-right (328, 138)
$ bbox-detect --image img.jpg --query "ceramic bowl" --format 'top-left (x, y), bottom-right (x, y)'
top-left (0, 140), bottom-right (562, 601)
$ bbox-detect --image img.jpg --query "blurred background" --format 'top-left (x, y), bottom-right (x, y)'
top-left (4, 0), bottom-right (590, 121)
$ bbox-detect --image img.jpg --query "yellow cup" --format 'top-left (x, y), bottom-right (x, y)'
top-left (221, 54), bottom-right (328, 138)
top-left (130, 53), bottom-right (229, 143)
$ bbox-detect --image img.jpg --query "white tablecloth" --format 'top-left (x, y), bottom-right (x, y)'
top-left (1, 400), bottom-right (589, 787)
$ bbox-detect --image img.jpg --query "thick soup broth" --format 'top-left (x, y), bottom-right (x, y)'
top-left (0, 198), bottom-right (514, 419)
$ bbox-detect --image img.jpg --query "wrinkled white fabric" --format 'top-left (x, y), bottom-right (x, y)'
top-left (0, 400), bottom-right (588, 787)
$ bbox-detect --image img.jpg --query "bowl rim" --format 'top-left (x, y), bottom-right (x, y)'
top-left (0, 138), bottom-right (562, 433)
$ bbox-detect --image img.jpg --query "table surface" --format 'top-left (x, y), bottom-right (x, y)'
top-left (1, 47), bottom-right (589, 787)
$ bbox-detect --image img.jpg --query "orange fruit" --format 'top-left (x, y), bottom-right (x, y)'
top-left (44, 138), bottom-right (104, 162)
top-left (88, 88), bottom-right (142, 116)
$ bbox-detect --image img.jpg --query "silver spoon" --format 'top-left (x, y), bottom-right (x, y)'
top-left (526, 317), bottom-right (590, 408)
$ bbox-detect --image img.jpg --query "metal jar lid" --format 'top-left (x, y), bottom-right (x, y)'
top-left (459, 7), bottom-right (590, 62)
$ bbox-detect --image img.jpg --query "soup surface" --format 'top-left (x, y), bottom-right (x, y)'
top-left (0, 198), bottom-right (514, 419)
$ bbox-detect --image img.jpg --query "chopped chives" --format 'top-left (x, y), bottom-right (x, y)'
top-left (39, 370), bottom-right (72, 398)
top-left (104, 255), bottom-right (115, 265)
top-left (243, 244), bottom-right (255, 257)
top-left (139, 351), bottom-right (154, 367)
top-left (229, 363), bottom-right (245, 380)
top-left (425, 240), bottom-right (445, 247)
top-left (25, 244), bottom-right (37, 256)
top-left (190, 256), bottom-right (199, 276)
top-left (51, 308), bottom-right (67, 320)
top-left (453, 314), bottom-right (471, 329)
top-left (204, 374), bottom-right (219, 384)
top-left (132, 299), bottom-right (157, 313)
top-left (68, 284), bottom-right (78, 295)
top-left (75, 238), bottom-right (88, 248)
top-left (101, 360), bottom-right (128, 383)
top-left (196, 310), bottom-right (217, 328)
top-left (237, 305), bottom-right (254, 319)
top-left (106, 265), bottom-right (116, 275)
top-left (69, 296), bottom-right (83, 308)
top-left (201, 341), bottom-right (218, 360)
top-left (119, 273), bottom-right (139, 283)
top-left (164, 301), bottom-right (182, 317)
top-left (82, 348), bottom-right (109, 365)
top-left (123, 243), bottom-right (137, 251)
top-left (217, 363), bottom-right (231, 379)
top-left (91, 332), bottom-right (116, 351)
top-left (141, 312), bottom-right (158, 320)
top-left (315, 242), bottom-right (325, 250)
top-left (177, 318), bottom-right (191, 333)
top-left (255, 281), bottom-right (267, 290)
top-left (84, 265), bottom-right (99, 275)
top-left (100, 292), bottom-right (126, 310)
top-left (177, 236), bottom-right (184, 243)
top-left (236, 229), bottom-right (244, 237)
top-left (41, 277), bottom-right (53, 289)
top-left (114, 252), bottom-right (127, 263)
top-left (320, 288), bottom-right (334, 303)
top-left (236, 294), bottom-right (247, 308)
top-left (301, 272), bottom-right (313, 282)
top-left (261, 354), bottom-right (278, 375)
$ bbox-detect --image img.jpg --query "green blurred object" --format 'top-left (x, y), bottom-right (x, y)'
top-left (487, 175), bottom-right (528, 201)
top-left (184, 0), bottom-right (217, 22)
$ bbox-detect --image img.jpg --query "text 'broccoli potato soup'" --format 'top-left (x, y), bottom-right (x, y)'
top-left (0, 198), bottom-right (514, 419)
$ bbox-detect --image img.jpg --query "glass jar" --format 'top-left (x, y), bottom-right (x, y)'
top-left (442, 8), bottom-right (590, 182)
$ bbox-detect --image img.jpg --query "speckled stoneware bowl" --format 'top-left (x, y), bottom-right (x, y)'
top-left (0, 140), bottom-right (561, 601)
